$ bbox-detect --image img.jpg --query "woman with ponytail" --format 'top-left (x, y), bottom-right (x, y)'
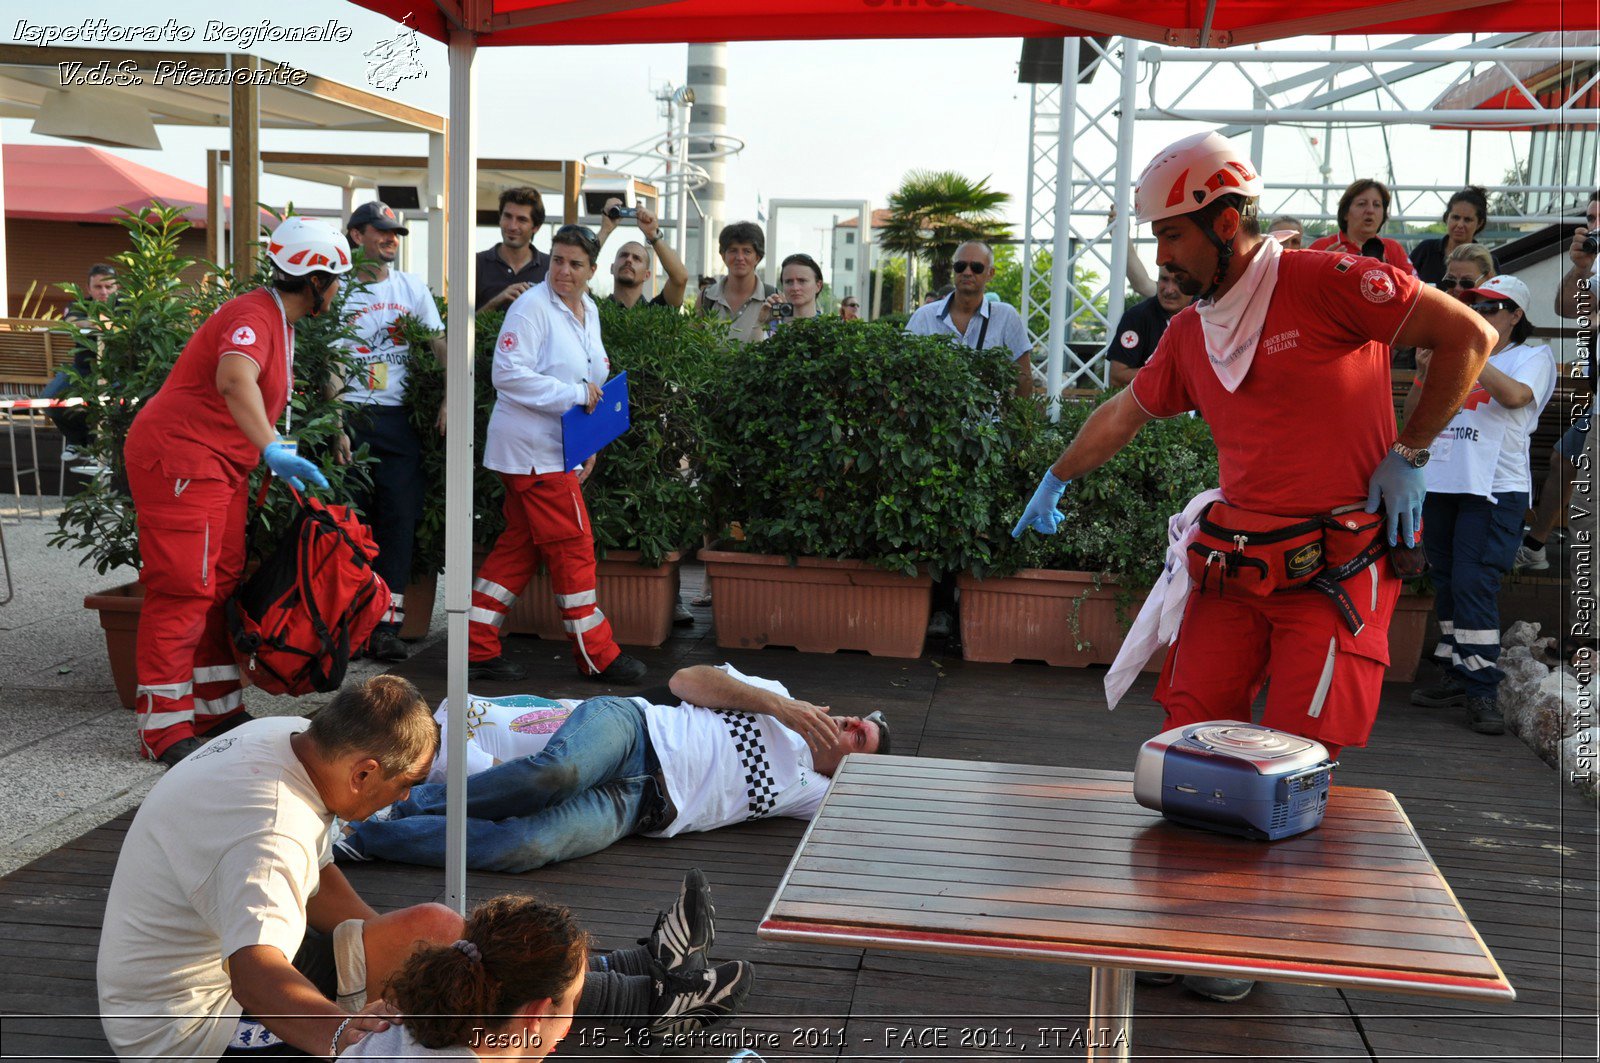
top-left (343, 896), bottom-right (587, 1059)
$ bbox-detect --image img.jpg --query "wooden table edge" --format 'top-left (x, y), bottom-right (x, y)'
top-left (756, 918), bottom-right (1516, 1001)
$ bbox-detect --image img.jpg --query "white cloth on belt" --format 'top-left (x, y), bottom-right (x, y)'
top-left (1104, 487), bottom-right (1226, 710)
top-left (1196, 235), bottom-right (1282, 392)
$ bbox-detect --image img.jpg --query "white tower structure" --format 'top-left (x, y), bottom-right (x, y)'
top-left (686, 43), bottom-right (729, 279)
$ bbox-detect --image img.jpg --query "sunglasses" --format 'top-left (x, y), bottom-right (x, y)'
top-left (951, 260), bottom-right (988, 274)
top-left (1470, 301), bottom-right (1514, 316)
top-left (841, 302), bottom-right (858, 308)
top-left (1436, 275), bottom-right (1483, 292)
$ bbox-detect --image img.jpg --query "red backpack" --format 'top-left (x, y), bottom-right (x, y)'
top-left (226, 480), bottom-right (391, 696)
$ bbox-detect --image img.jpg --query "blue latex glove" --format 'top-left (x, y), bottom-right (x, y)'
top-left (1011, 470), bottom-right (1071, 538)
top-left (1365, 451), bottom-right (1425, 547)
top-left (262, 438), bottom-right (329, 493)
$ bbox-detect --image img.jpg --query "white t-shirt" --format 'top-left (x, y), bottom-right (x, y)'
top-left (97, 718), bottom-right (335, 1061)
top-left (485, 281), bottom-right (612, 475)
top-left (1425, 341), bottom-right (1557, 501)
top-left (342, 270), bottom-right (443, 407)
top-left (341, 1023), bottom-right (477, 1060)
top-left (643, 663), bottom-right (830, 836)
top-left (426, 693), bottom-right (585, 783)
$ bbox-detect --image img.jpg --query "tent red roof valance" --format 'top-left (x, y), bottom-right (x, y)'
top-left (350, 0), bottom-right (1599, 48)
top-left (3, 144), bottom-right (229, 227)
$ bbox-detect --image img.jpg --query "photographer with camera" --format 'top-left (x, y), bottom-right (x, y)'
top-left (757, 253), bottom-right (825, 337)
top-left (597, 197), bottom-right (689, 310)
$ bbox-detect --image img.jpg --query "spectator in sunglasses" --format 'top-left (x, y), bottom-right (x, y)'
top-left (1410, 187), bottom-right (1496, 284)
top-left (1403, 274), bottom-right (1556, 736)
top-left (839, 296), bottom-right (862, 321)
top-left (905, 241), bottom-right (1034, 399)
top-left (1435, 243), bottom-right (1496, 298)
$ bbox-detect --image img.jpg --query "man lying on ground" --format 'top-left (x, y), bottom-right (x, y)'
top-left (96, 676), bottom-right (755, 1059)
top-left (335, 664), bottom-right (890, 873)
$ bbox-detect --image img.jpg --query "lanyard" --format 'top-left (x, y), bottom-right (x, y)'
top-left (266, 288), bottom-right (294, 433)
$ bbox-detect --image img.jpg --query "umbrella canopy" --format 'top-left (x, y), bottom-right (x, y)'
top-left (351, 0), bottom-right (1597, 48)
top-left (3, 143), bottom-right (230, 226)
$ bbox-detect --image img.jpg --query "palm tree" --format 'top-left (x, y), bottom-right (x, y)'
top-left (880, 170), bottom-right (1011, 292)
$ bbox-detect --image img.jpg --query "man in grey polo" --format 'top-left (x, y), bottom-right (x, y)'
top-left (905, 241), bottom-right (1034, 398)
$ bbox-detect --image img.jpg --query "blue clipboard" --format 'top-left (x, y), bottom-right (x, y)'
top-left (561, 371), bottom-right (630, 469)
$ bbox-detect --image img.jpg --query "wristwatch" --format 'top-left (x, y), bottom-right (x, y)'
top-left (645, 231), bottom-right (662, 245)
top-left (1390, 440), bottom-right (1431, 468)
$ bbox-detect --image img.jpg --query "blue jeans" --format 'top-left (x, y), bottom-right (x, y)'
top-left (1423, 491), bottom-right (1527, 699)
top-left (350, 696), bottom-right (666, 872)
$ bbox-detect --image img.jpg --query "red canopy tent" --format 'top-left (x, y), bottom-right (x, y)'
top-left (3, 144), bottom-right (225, 226)
top-left (341, 0), bottom-right (1600, 942)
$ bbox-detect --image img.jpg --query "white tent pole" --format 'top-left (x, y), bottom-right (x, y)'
top-left (1044, 38), bottom-right (1081, 420)
top-left (443, 25), bottom-right (479, 916)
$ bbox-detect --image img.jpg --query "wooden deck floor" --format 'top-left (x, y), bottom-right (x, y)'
top-left (5, 584), bottom-right (1596, 1061)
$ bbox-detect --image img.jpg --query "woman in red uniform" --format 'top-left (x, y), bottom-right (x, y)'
top-left (1308, 178), bottom-right (1416, 275)
top-left (125, 217), bottom-right (352, 766)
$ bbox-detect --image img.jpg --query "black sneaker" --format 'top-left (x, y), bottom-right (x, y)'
top-left (468, 655), bottom-right (529, 682)
top-left (588, 653), bottom-right (647, 685)
top-left (1410, 669), bottom-right (1467, 707)
top-left (638, 960), bottom-right (754, 1054)
top-left (367, 629), bottom-right (409, 663)
top-left (641, 868), bottom-right (715, 972)
top-left (1467, 696), bottom-right (1505, 735)
top-left (156, 737), bottom-right (203, 768)
top-left (1182, 975), bottom-right (1255, 1002)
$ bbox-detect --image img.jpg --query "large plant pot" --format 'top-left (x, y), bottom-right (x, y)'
top-left (398, 576), bottom-right (437, 641)
top-left (702, 550), bottom-right (931, 658)
top-left (1385, 591), bottom-right (1435, 683)
top-left (957, 569), bottom-right (1166, 670)
top-left (492, 550), bottom-right (684, 648)
top-left (84, 582), bottom-right (143, 710)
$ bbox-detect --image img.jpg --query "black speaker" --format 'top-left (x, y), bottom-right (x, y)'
top-left (376, 184), bottom-right (423, 211)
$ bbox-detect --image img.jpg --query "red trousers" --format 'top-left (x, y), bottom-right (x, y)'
top-left (469, 472), bottom-right (621, 676)
top-left (127, 464), bottom-right (250, 758)
top-left (1154, 564), bottom-right (1402, 759)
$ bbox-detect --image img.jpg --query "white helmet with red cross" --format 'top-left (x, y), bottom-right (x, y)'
top-left (266, 216), bottom-right (353, 277)
top-left (1134, 131), bottom-right (1263, 224)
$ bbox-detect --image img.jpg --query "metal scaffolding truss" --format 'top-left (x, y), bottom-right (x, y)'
top-left (1022, 37), bottom-right (1137, 397)
top-left (1026, 33), bottom-right (1599, 412)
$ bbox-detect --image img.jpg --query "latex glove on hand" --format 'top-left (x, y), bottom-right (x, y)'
top-left (1011, 470), bottom-right (1071, 538)
top-left (262, 438), bottom-right (330, 493)
top-left (1365, 451), bottom-right (1425, 546)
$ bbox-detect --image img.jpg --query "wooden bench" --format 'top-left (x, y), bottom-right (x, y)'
top-left (0, 318), bottom-right (71, 397)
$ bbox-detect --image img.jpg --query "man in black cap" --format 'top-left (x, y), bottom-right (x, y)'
top-left (339, 200), bottom-right (447, 661)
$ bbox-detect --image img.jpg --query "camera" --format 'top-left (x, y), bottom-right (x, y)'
top-left (1583, 231), bottom-right (1599, 256)
top-left (771, 302), bottom-right (794, 319)
top-left (606, 205), bottom-right (638, 221)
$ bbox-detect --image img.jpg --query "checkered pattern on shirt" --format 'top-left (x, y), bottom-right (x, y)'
top-left (713, 710), bottom-right (779, 819)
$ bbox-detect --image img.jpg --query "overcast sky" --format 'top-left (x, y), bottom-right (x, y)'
top-left (3, 0), bottom-right (1537, 284)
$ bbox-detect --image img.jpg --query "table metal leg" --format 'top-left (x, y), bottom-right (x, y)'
top-left (1086, 966), bottom-right (1134, 1060)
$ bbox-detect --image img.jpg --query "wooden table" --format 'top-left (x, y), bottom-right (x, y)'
top-left (758, 755), bottom-right (1514, 1060)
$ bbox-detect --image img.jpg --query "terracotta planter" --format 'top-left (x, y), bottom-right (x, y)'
top-left (492, 550), bottom-right (684, 648)
top-left (1385, 591), bottom-right (1435, 683)
top-left (398, 576), bottom-right (437, 641)
top-left (702, 550), bottom-right (931, 658)
top-left (84, 581), bottom-right (143, 710)
top-left (957, 569), bottom-right (1166, 670)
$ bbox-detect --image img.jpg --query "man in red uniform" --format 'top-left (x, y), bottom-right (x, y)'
top-left (125, 218), bottom-right (352, 765)
top-left (1014, 131), bottom-right (1495, 1002)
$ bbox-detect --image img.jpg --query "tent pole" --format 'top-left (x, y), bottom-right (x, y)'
top-left (443, 25), bottom-right (479, 917)
top-left (1103, 40), bottom-right (1138, 390)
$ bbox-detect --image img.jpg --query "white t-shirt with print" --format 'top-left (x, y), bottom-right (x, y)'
top-left (342, 271), bottom-right (443, 407)
top-left (426, 694), bottom-right (585, 783)
top-left (1425, 341), bottom-right (1557, 501)
top-left (97, 717), bottom-right (335, 1061)
top-left (643, 663), bottom-right (830, 837)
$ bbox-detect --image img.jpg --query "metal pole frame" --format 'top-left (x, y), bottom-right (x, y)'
top-left (442, 26), bottom-right (479, 915)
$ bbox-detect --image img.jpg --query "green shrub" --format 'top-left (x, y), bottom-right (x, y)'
top-left (49, 207), bottom-right (368, 575)
top-left (991, 393), bottom-right (1220, 587)
top-left (704, 317), bottom-right (1024, 579)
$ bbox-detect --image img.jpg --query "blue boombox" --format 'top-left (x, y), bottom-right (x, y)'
top-left (1133, 723), bottom-right (1336, 841)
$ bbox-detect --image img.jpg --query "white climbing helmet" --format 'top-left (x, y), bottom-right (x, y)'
top-left (266, 216), bottom-right (353, 277)
top-left (1134, 130), bottom-right (1264, 225)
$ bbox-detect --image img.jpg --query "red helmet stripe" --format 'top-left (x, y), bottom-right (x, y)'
top-left (1165, 168), bottom-right (1190, 208)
